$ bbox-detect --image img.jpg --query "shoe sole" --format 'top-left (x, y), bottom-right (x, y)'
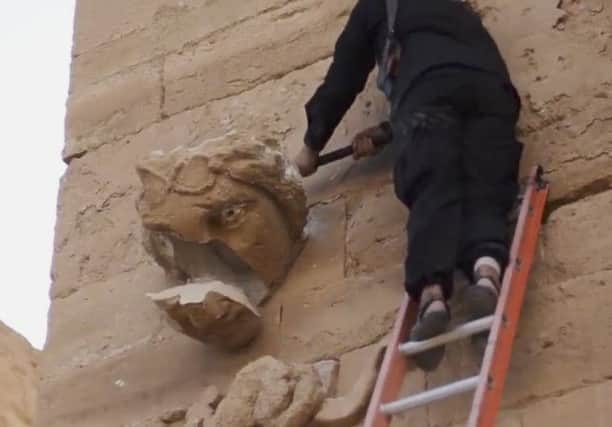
top-left (464, 286), bottom-right (498, 354)
top-left (409, 310), bottom-right (451, 371)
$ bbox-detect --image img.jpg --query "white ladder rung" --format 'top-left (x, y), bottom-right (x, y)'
top-left (399, 315), bottom-right (494, 356)
top-left (380, 376), bottom-right (480, 415)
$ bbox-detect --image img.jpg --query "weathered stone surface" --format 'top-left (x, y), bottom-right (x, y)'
top-left (39, 330), bottom-right (277, 427)
top-left (0, 322), bottom-right (38, 427)
top-left (536, 188), bottom-right (612, 286)
top-left (71, 0), bottom-right (299, 91)
top-left (72, 0), bottom-right (166, 55)
top-left (519, 380), bottom-right (612, 426)
top-left (479, 0), bottom-right (612, 204)
top-left (63, 60), bottom-right (162, 162)
top-left (346, 185), bottom-right (408, 276)
top-left (44, 266), bottom-right (168, 380)
top-left (147, 282), bottom-right (262, 350)
top-left (50, 189), bottom-right (147, 299)
top-left (162, 0), bottom-right (355, 116)
top-left (208, 356), bottom-right (325, 427)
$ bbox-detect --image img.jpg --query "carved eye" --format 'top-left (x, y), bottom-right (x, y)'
top-left (220, 205), bottom-right (244, 224)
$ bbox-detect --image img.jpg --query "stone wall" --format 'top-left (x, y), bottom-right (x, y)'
top-left (41, 0), bottom-right (612, 426)
top-left (0, 321), bottom-right (38, 427)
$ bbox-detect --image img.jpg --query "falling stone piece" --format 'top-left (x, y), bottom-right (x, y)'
top-left (147, 282), bottom-right (262, 350)
top-left (135, 136), bottom-right (308, 291)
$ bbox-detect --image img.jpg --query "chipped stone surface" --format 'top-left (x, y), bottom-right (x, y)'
top-left (208, 356), bottom-right (325, 427)
top-left (147, 282), bottom-right (262, 350)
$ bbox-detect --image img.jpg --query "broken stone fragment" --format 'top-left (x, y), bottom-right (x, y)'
top-left (147, 282), bottom-right (262, 350)
top-left (207, 356), bottom-right (325, 427)
top-left (185, 386), bottom-right (222, 427)
top-left (135, 136), bottom-right (308, 292)
top-left (202, 349), bottom-right (383, 427)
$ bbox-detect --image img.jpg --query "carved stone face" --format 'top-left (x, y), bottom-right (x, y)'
top-left (135, 137), bottom-right (308, 290)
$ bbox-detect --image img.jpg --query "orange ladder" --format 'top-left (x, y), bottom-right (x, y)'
top-left (364, 165), bottom-right (549, 427)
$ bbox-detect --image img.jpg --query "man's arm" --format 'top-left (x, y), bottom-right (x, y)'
top-left (303, 0), bottom-right (378, 152)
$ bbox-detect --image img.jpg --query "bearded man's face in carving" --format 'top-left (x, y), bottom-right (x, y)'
top-left (135, 139), bottom-right (307, 288)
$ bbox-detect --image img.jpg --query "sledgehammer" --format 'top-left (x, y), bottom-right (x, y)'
top-left (316, 121), bottom-right (393, 167)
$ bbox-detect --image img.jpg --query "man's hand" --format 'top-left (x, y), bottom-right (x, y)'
top-left (351, 123), bottom-right (392, 160)
top-left (293, 145), bottom-right (320, 177)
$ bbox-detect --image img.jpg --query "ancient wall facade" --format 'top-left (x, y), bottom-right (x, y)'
top-left (41, 0), bottom-right (612, 425)
top-left (0, 322), bottom-right (38, 427)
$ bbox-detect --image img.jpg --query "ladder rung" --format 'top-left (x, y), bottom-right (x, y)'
top-left (380, 376), bottom-right (480, 415)
top-left (399, 315), bottom-right (494, 356)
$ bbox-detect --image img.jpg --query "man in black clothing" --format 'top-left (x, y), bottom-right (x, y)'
top-left (293, 0), bottom-right (523, 370)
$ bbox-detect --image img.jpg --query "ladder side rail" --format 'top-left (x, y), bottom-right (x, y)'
top-left (363, 295), bottom-right (418, 427)
top-left (466, 166), bottom-right (549, 427)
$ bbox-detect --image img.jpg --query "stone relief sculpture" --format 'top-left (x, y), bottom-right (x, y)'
top-left (135, 135), bottom-right (308, 349)
top-left (160, 345), bottom-right (385, 427)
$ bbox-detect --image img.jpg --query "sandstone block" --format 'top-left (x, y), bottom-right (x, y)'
top-left (346, 185), bottom-right (408, 276)
top-left (50, 192), bottom-right (147, 299)
top-left (71, 0), bottom-right (293, 90)
top-left (64, 60), bottom-right (162, 162)
top-left (72, 0), bottom-right (167, 55)
top-left (537, 188), bottom-right (612, 285)
top-left (44, 266), bottom-right (169, 380)
top-left (162, 0), bottom-right (355, 115)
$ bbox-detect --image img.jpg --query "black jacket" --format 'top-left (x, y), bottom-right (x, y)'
top-left (303, 0), bottom-right (513, 152)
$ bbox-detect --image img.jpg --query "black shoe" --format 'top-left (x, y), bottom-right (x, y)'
top-left (409, 298), bottom-right (451, 371)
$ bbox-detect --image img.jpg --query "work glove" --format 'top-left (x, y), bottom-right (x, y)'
top-left (351, 122), bottom-right (393, 160)
top-left (293, 145), bottom-right (320, 177)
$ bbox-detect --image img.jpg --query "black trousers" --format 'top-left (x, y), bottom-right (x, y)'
top-left (391, 68), bottom-right (523, 300)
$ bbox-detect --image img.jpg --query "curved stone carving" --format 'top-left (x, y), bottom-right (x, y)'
top-left (202, 345), bottom-right (385, 427)
top-left (207, 356), bottom-right (326, 427)
top-left (135, 136), bottom-right (308, 348)
top-left (136, 136), bottom-right (308, 290)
